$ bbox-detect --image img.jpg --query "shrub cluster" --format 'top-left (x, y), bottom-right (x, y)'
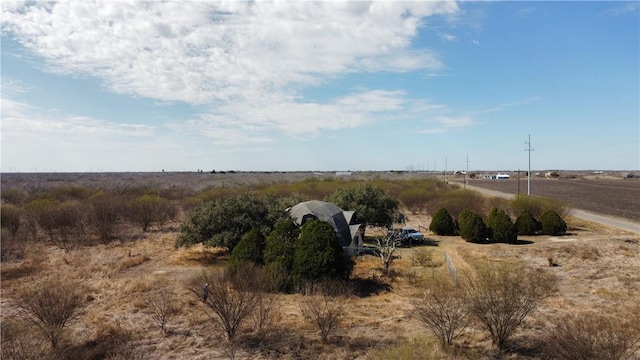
top-left (229, 219), bottom-right (352, 291)
top-left (453, 207), bottom-right (565, 243)
top-left (413, 262), bottom-right (558, 351)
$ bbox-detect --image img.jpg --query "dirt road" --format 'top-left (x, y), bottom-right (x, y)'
top-left (461, 183), bottom-right (640, 234)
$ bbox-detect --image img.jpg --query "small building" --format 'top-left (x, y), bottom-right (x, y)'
top-left (288, 200), bottom-right (364, 256)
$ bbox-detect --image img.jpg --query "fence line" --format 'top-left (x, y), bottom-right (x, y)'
top-left (444, 252), bottom-right (458, 285)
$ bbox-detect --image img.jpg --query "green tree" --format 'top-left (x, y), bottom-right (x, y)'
top-left (486, 207), bottom-right (517, 243)
top-left (229, 227), bottom-right (266, 266)
top-left (429, 208), bottom-right (455, 236)
top-left (515, 210), bottom-right (542, 235)
top-left (540, 210), bottom-right (567, 235)
top-left (292, 220), bottom-right (350, 284)
top-left (264, 219), bottom-right (300, 292)
top-left (457, 209), bottom-right (487, 243)
top-left (176, 194), bottom-right (284, 252)
top-left (324, 184), bottom-right (399, 228)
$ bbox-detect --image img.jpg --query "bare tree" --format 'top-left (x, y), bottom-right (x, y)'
top-left (15, 280), bottom-right (84, 348)
top-left (413, 275), bottom-right (470, 349)
top-left (188, 269), bottom-right (258, 341)
top-left (299, 282), bottom-right (350, 343)
top-left (463, 262), bottom-right (557, 349)
top-left (91, 195), bottom-right (122, 244)
top-left (146, 288), bottom-right (179, 335)
top-left (375, 232), bottom-right (398, 275)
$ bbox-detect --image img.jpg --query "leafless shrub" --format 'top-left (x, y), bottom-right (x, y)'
top-left (299, 281), bottom-right (350, 343)
top-left (462, 262), bottom-right (557, 349)
top-left (542, 312), bottom-right (640, 360)
top-left (188, 269), bottom-right (258, 341)
top-left (1, 228), bottom-right (26, 262)
top-left (50, 202), bottom-right (90, 251)
top-left (412, 248), bottom-right (441, 267)
top-left (15, 279), bottom-right (85, 348)
top-left (434, 189), bottom-right (488, 219)
top-left (61, 322), bottom-right (145, 360)
top-left (126, 195), bottom-right (173, 232)
top-left (1, 203), bottom-right (23, 238)
top-left (1, 318), bottom-right (49, 359)
top-left (1, 187), bottom-right (27, 205)
top-left (90, 195), bottom-right (123, 244)
top-left (226, 263), bottom-right (279, 332)
top-left (413, 275), bottom-right (470, 348)
top-left (145, 287), bottom-right (180, 334)
top-left (251, 293), bottom-right (278, 333)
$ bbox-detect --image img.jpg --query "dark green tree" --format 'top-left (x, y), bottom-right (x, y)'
top-left (229, 227), bottom-right (266, 265)
top-left (324, 184), bottom-right (399, 228)
top-left (486, 207), bottom-right (517, 243)
top-left (264, 218), bottom-right (300, 291)
top-left (176, 193), bottom-right (284, 252)
top-left (515, 210), bottom-right (542, 235)
top-left (264, 218), bottom-right (299, 270)
top-left (457, 209), bottom-right (487, 243)
top-left (540, 210), bottom-right (567, 235)
top-left (292, 220), bottom-right (350, 284)
top-left (429, 207), bottom-right (455, 236)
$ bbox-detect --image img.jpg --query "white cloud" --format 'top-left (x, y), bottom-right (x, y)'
top-left (440, 33), bottom-right (457, 42)
top-left (1, 77), bottom-right (29, 95)
top-left (1, 1), bottom-right (459, 105)
top-left (1, 97), bottom-right (154, 139)
top-left (474, 97), bottom-right (541, 114)
top-left (605, 2), bottom-right (639, 16)
top-left (172, 89), bottom-right (411, 144)
top-left (0, 96), bottom-right (206, 171)
top-left (420, 115), bottom-right (474, 134)
top-left (2, 0), bottom-right (473, 167)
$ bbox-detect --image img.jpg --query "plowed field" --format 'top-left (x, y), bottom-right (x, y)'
top-left (466, 178), bottom-right (640, 222)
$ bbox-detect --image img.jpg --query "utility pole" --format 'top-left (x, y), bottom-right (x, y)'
top-left (444, 157), bottom-right (448, 183)
top-left (465, 153), bottom-right (469, 189)
top-left (525, 135), bottom-right (534, 195)
top-left (517, 168), bottom-right (521, 198)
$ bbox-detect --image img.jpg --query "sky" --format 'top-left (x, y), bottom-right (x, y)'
top-left (1, 1), bottom-right (638, 173)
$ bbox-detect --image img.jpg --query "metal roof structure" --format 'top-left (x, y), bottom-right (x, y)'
top-left (288, 200), bottom-right (363, 253)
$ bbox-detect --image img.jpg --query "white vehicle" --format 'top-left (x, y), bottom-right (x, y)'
top-left (389, 227), bottom-right (425, 246)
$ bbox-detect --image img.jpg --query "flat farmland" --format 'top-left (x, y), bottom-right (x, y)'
top-left (466, 178), bottom-right (640, 222)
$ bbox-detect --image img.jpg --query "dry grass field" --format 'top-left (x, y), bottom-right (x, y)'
top-left (2, 172), bottom-right (639, 359)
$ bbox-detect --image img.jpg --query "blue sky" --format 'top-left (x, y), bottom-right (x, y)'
top-left (1, 1), bottom-right (638, 172)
